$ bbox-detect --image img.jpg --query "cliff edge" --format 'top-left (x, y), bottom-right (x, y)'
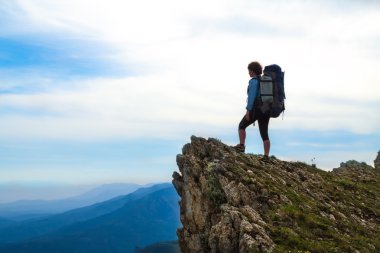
top-left (172, 136), bottom-right (380, 253)
top-left (375, 151), bottom-right (380, 170)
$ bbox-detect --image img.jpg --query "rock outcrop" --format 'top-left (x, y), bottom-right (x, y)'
top-left (375, 151), bottom-right (380, 170)
top-left (172, 136), bottom-right (380, 253)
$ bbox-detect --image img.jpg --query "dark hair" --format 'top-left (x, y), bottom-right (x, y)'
top-left (247, 61), bottom-right (263, 75)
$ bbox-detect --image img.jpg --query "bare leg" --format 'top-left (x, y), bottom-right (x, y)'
top-left (263, 140), bottom-right (270, 156)
top-left (239, 129), bottom-right (246, 145)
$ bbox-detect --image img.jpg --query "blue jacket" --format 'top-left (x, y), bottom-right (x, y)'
top-left (246, 77), bottom-right (259, 111)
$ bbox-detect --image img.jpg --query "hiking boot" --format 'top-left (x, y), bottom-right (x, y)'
top-left (260, 155), bottom-right (270, 163)
top-left (234, 144), bottom-right (245, 153)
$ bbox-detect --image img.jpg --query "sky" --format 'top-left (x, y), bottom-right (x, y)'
top-left (0, 0), bottom-right (379, 201)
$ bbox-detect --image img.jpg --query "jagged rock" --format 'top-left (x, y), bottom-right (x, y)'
top-left (332, 160), bottom-right (377, 184)
top-left (172, 136), bottom-right (380, 253)
top-left (375, 151), bottom-right (380, 170)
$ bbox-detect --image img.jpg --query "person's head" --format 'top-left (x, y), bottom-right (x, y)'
top-left (247, 61), bottom-right (262, 77)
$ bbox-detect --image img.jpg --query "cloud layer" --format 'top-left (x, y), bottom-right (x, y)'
top-left (0, 1), bottom-right (379, 186)
top-left (1, 1), bottom-right (379, 140)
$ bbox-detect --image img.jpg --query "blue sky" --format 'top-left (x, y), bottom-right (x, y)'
top-left (0, 0), bottom-right (379, 201)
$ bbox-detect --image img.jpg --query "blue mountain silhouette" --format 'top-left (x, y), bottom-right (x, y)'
top-left (0, 183), bottom-right (179, 253)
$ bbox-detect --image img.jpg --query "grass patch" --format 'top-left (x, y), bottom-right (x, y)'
top-left (205, 169), bottom-right (227, 209)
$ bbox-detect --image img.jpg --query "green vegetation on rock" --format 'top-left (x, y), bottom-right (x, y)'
top-left (173, 136), bottom-right (380, 253)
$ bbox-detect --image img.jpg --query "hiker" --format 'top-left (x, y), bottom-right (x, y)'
top-left (235, 61), bottom-right (270, 161)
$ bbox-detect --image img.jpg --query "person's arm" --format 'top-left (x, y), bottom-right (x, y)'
top-left (245, 78), bottom-right (258, 119)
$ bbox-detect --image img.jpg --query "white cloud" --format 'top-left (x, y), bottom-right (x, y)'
top-left (0, 74), bottom-right (241, 140)
top-left (0, 0), bottom-right (379, 140)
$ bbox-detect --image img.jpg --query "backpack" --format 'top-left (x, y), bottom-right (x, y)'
top-left (257, 64), bottom-right (285, 118)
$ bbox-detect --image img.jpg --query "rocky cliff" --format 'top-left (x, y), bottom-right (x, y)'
top-left (375, 151), bottom-right (380, 170)
top-left (172, 136), bottom-right (380, 253)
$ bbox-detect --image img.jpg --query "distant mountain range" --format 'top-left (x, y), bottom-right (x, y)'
top-left (0, 183), bottom-right (180, 253)
top-left (0, 183), bottom-right (145, 220)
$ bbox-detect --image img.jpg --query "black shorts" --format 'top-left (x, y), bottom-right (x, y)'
top-left (238, 108), bottom-right (270, 141)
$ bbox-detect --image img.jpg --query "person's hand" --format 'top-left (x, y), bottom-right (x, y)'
top-left (245, 110), bottom-right (250, 121)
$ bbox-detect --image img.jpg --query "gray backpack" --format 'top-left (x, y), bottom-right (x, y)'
top-left (257, 64), bottom-right (285, 118)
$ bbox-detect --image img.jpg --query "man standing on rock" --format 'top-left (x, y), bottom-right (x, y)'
top-left (235, 61), bottom-right (270, 162)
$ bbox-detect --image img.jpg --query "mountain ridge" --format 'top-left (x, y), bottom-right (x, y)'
top-left (0, 183), bottom-right (145, 220)
top-left (172, 136), bottom-right (379, 252)
top-left (0, 183), bottom-right (172, 244)
top-left (0, 183), bottom-right (180, 253)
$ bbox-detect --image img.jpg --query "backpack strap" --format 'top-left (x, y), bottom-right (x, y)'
top-left (254, 77), bottom-right (261, 99)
